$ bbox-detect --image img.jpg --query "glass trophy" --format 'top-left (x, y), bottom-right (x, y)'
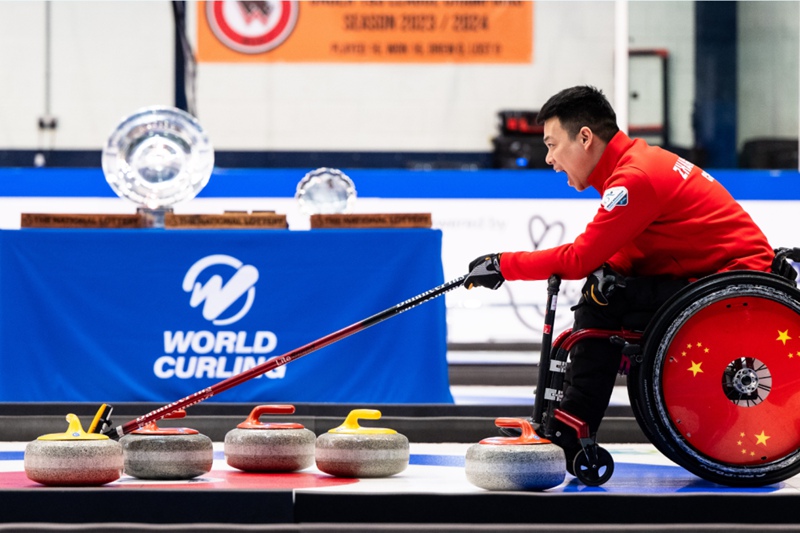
top-left (101, 106), bottom-right (214, 227)
top-left (295, 167), bottom-right (357, 215)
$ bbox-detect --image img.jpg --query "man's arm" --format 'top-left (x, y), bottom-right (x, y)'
top-left (499, 170), bottom-right (660, 281)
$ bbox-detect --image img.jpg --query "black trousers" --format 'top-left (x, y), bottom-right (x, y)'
top-left (554, 276), bottom-right (690, 448)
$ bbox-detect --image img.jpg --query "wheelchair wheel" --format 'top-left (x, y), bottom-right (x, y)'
top-left (629, 271), bottom-right (800, 486)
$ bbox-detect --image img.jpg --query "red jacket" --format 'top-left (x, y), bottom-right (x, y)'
top-left (500, 132), bottom-right (774, 281)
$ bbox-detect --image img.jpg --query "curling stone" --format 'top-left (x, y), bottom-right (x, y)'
top-left (224, 404), bottom-right (316, 472)
top-left (24, 413), bottom-right (123, 486)
top-left (315, 409), bottom-right (409, 478)
top-left (466, 418), bottom-right (565, 491)
top-left (120, 409), bottom-right (213, 480)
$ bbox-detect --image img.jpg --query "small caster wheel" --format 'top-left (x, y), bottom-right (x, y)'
top-left (573, 446), bottom-right (614, 486)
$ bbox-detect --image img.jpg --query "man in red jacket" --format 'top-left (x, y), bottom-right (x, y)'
top-left (464, 85), bottom-right (775, 474)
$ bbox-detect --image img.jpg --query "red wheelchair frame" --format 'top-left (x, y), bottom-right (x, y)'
top-left (532, 267), bottom-right (800, 487)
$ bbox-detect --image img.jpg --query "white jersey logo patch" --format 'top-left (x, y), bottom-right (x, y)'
top-left (602, 186), bottom-right (629, 211)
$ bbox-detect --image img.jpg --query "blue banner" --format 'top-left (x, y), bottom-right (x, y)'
top-left (1, 167), bottom-right (799, 200)
top-left (0, 228), bottom-right (452, 404)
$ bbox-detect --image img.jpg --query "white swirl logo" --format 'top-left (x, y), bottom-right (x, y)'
top-left (183, 255), bottom-right (259, 326)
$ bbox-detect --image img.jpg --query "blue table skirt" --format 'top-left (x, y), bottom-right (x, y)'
top-left (0, 228), bottom-right (452, 404)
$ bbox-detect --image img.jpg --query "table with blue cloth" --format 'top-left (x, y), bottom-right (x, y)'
top-left (0, 228), bottom-right (452, 404)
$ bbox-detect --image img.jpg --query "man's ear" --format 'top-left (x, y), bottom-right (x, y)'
top-left (579, 126), bottom-right (593, 148)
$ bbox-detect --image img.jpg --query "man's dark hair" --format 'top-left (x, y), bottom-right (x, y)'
top-left (537, 86), bottom-right (619, 143)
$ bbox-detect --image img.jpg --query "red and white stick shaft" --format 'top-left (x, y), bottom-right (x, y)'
top-left (104, 275), bottom-right (465, 439)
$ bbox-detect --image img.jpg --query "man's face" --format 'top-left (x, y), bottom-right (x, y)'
top-left (542, 117), bottom-right (595, 191)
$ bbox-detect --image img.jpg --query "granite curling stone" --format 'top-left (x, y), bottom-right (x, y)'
top-left (315, 409), bottom-right (409, 478)
top-left (465, 418), bottom-right (565, 491)
top-left (120, 409), bottom-right (213, 480)
top-left (24, 413), bottom-right (123, 486)
top-left (225, 404), bottom-right (315, 472)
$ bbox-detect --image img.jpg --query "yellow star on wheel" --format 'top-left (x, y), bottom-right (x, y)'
top-left (755, 431), bottom-right (771, 446)
top-left (777, 330), bottom-right (792, 345)
top-left (688, 361), bottom-right (703, 377)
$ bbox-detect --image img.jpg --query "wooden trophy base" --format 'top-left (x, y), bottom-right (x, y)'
top-left (21, 213), bottom-right (143, 229)
top-left (165, 211), bottom-right (288, 229)
top-left (21, 211), bottom-right (288, 229)
top-left (309, 213), bottom-right (432, 229)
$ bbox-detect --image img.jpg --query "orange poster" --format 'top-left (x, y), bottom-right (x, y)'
top-left (197, 1), bottom-right (533, 63)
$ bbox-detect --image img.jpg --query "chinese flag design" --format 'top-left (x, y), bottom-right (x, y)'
top-left (661, 295), bottom-right (800, 465)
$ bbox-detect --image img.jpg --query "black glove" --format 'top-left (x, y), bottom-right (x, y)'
top-left (772, 248), bottom-right (800, 282)
top-left (465, 253), bottom-right (504, 290)
top-left (582, 264), bottom-right (626, 306)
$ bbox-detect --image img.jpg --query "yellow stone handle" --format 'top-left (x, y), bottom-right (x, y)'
top-left (329, 409), bottom-right (397, 435)
top-left (38, 413), bottom-right (109, 441)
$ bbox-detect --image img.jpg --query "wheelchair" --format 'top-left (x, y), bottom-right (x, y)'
top-left (532, 250), bottom-right (800, 487)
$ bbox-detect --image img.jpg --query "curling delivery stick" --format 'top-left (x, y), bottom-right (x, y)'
top-left (102, 275), bottom-right (466, 439)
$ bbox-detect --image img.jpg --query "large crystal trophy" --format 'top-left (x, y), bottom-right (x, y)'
top-left (295, 167), bottom-right (357, 215)
top-left (101, 106), bottom-right (214, 227)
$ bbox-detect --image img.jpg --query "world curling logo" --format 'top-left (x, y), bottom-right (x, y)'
top-left (183, 254), bottom-right (258, 326)
top-left (154, 254), bottom-right (285, 381)
top-left (206, 0), bottom-right (299, 55)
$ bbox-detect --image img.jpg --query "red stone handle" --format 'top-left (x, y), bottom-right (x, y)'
top-left (238, 404), bottom-right (303, 430)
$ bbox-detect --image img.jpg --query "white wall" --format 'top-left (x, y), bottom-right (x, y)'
top-left (0, 1), bottom-right (795, 156)
top-left (0, 3), bottom-right (47, 148)
top-left (628, 1), bottom-right (695, 148)
top-left (737, 1), bottom-right (800, 148)
top-left (0, 1), bottom-right (175, 151)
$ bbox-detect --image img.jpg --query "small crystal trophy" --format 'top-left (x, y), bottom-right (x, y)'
top-left (101, 106), bottom-right (214, 228)
top-left (295, 167), bottom-right (357, 215)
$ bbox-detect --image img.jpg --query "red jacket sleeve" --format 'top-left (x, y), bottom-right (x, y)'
top-left (499, 169), bottom-right (660, 281)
